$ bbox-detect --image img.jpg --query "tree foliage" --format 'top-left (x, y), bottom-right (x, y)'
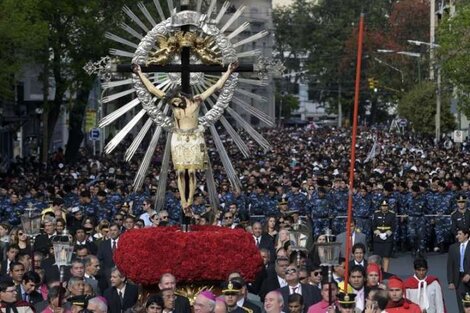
top-left (0, 0), bottom-right (47, 101)
top-left (438, 2), bottom-right (470, 117)
top-left (398, 81), bottom-right (455, 134)
top-left (0, 0), bottom-right (145, 161)
top-left (272, 0), bottom-right (430, 124)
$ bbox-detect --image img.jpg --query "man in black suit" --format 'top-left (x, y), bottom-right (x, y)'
top-left (103, 267), bottom-right (139, 313)
top-left (448, 228), bottom-right (470, 313)
top-left (252, 222), bottom-right (275, 260)
top-left (74, 227), bottom-right (97, 255)
top-left (259, 257), bottom-right (290, 301)
top-left (158, 273), bottom-right (191, 313)
top-left (16, 271), bottom-right (43, 306)
top-left (278, 264), bottom-right (321, 313)
top-left (97, 223), bottom-right (121, 290)
top-left (0, 244), bottom-right (19, 276)
top-left (34, 216), bottom-right (58, 255)
top-left (348, 243), bottom-right (368, 270)
top-left (9, 262), bottom-right (25, 286)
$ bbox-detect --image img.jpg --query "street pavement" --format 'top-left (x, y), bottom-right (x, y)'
top-left (389, 251), bottom-right (457, 312)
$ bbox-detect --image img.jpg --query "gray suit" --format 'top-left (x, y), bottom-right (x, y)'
top-left (84, 275), bottom-right (101, 295)
top-left (336, 230), bottom-right (367, 258)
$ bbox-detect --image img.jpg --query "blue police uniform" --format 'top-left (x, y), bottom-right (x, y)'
top-left (405, 191), bottom-right (427, 254)
top-left (307, 191), bottom-right (332, 237)
top-left (286, 191), bottom-right (307, 216)
top-left (331, 188), bottom-right (348, 233)
top-left (353, 190), bottom-right (373, 244)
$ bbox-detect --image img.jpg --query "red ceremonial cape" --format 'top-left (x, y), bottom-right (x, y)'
top-left (402, 275), bottom-right (447, 313)
top-left (402, 275), bottom-right (439, 289)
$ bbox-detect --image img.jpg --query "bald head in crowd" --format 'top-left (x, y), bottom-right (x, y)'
top-left (264, 291), bottom-right (283, 313)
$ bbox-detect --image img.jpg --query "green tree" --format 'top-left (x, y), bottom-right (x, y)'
top-left (438, 2), bottom-right (470, 117)
top-left (272, 0), bottom-right (430, 125)
top-left (398, 81), bottom-right (455, 134)
top-left (0, 0), bottom-right (47, 101)
top-left (0, 0), bottom-right (146, 162)
top-left (274, 91), bottom-right (299, 121)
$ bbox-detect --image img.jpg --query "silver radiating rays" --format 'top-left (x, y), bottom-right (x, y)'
top-left (99, 0), bottom-right (280, 198)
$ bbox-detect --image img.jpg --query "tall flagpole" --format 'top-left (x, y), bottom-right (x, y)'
top-left (343, 13), bottom-right (364, 289)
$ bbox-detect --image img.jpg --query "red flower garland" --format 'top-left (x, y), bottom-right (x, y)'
top-left (114, 226), bottom-right (263, 285)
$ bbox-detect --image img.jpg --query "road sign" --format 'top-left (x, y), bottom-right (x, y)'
top-left (89, 128), bottom-right (100, 141)
top-left (453, 130), bottom-right (464, 143)
top-left (399, 119), bottom-right (407, 127)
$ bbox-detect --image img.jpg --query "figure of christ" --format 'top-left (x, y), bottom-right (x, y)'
top-left (132, 63), bottom-right (238, 210)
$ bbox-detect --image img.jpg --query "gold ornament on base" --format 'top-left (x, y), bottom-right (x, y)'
top-left (175, 284), bottom-right (214, 306)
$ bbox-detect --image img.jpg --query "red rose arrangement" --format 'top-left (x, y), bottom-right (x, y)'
top-left (114, 226), bottom-right (263, 285)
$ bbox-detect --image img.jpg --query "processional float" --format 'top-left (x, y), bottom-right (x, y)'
top-left (85, 0), bottom-right (284, 292)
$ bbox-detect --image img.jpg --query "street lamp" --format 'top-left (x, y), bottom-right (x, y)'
top-left (373, 56), bottom-right (404, 84)
top-left (290, 221), bottom-right (308, 267)
top-left (52, 228), bottom-right (74, 307)
top-left (20, 203), bottom-right (42, 270)
top-left (315, 228), bottom-right (341, 306)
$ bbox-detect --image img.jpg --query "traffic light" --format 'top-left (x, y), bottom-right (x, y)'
top-left (368, 78), bottom-right (378, 92)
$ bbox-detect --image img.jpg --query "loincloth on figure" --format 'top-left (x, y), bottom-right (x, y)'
top-left (171, 126), bottom-right (208, 171)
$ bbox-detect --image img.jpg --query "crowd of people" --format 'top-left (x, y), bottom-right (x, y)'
top-left (0, 126), bottom-right (470, 312)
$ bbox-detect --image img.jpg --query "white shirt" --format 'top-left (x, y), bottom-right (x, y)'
top-left (117, 284), bottom-right (127, 298)
top-left (354, 260), bottom-right (365, 267)
top-left (111, 238), bottom-right (119, 250)
top-left (354, 287), bottom-right (365, 311)
top-left (277, 275), bottom-right (287, 288)
top-left (140, 212), bottom-right (153, 226)
top-left (288, 283), bottom-right (301, 295)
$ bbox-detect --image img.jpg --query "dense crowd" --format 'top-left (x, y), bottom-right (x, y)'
top-left (0, 126), bottom-right (470, 312)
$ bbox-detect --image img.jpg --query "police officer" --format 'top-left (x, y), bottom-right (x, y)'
top-left (451, 195), bottom-right (470, 237)
top-left (431, 181), bottom-right (453, 252)
top-left (372, 200), bottom-right (396, 272)
top-left (307, 187), bottom-right (332, 237)
top-left (265, 186), bottom-right (280, 217)
top-left (247, 183), bottom-right (269, 216)
top-left (406, 184), bottom-right (427, 257)
top-left (331, 178), bottom-right (348, 234)
top-left (221, 281), bottom-right (246, 313)
top-left (286, 182), bottom-right (307, 216)
top-left (353, 185), bottom-right (372, 246)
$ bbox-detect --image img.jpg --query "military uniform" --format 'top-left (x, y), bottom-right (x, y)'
top-left (165, 191), bottom-right (183, 224)
top-left (451, 195), bottom-right (470, 237)
top-left (331, 187), bottom-right (348, 233)
top-left (353, 189), bottom-right (372, 244)
top-left (265, 194), bottom-right (280, 217)
top-left (405, 188), bottom-right (427, 254)
top-left (372, 203), bottom-right (396, 258)
top-left (1, 199), bottom-right (24, 226)
top-left (431, 188), bottom-right (454, 250)
top-left (286, 189), bottom-right (307, 216)
top-left (307, 188), bottom-right (332, 237)
top-left (247, 190), bottom-right (269, 216)
top-left (395, 187), bottom-right (410, 250)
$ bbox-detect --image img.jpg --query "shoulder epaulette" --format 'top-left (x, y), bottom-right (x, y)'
top-left (451, 210), bottom-right (457, 215)
top-left (242, 307), bottom-right (253, 313)
top-left (374, 210), bottom-right (381, 213)
top-left (389, 210), bottom-right (395, 214)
